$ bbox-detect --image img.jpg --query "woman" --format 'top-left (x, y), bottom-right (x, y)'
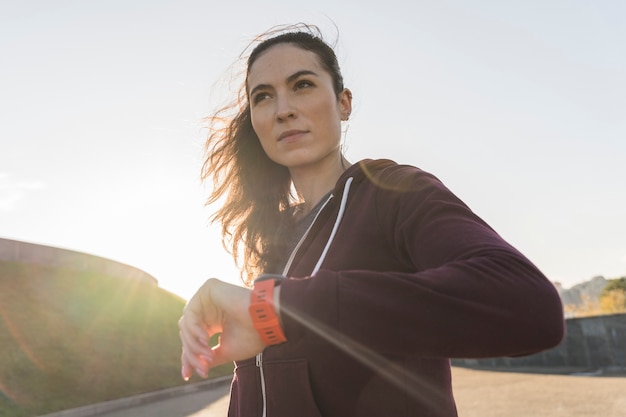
top-left (178, 24), bottom-right (564, 417)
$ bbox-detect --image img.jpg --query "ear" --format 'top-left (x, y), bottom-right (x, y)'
top-left (338, 88), bottom-right (353, 121)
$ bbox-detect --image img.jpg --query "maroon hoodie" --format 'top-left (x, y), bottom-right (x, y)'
top-left (228, 159), bottom-right (564, 417)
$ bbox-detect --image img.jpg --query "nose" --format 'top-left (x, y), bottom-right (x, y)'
top-left (275, 96), bottom-right (296, 122)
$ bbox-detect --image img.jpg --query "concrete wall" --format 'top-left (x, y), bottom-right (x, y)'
top-left (0, 237), bottom-right (157, 286)
top-left (453, 313), bottom-right (626, 371)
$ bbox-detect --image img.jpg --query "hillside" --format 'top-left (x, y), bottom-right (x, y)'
top-left (0, 260), bottom-right (232, 417)
top-left (554, 276), bottom-right (609, 307)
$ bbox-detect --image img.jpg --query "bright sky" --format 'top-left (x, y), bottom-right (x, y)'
top-left (1, 0), bottom-right (625, 300)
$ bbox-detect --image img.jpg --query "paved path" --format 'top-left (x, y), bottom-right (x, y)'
top-left (92, 386), bottom-right (230, 417)
top-left (94, 367), bottom-right (626, 417)
top-left (451, 367), bottom-right (626, 417)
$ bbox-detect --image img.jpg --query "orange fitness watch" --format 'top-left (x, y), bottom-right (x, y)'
top-left (249, 275), bottom-right (287, 346)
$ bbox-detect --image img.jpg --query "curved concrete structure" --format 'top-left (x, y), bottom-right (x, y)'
top-left (0, 237), bottom-right (157, 286)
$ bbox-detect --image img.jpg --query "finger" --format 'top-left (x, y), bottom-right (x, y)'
top-left (178, 311), bottom-right (211, 341)
top-left (180, 325), bottom-right (211, 352)
top-left (181, 350), bottom-right (210, 380)
top-left (178, 315), bottom-right (212, 347)
top-left (181, 352), bottom-right (193, 381)
top-left (179, 316), bottom-right (213, 353)
top-left (179, 332), bottom-right (215, 379)
top-left (181, 347), bottom-right (213, 380)
top-left (180, 332), bottom-right (215, 372)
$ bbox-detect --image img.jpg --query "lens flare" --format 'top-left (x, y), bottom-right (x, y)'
top-left (281, 302), bottom-right (450, 414)
top-left (0, 302), bottom-right (44, 406)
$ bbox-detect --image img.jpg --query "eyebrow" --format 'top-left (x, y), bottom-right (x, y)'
top-left (249, 70), bottom-right (319, 98)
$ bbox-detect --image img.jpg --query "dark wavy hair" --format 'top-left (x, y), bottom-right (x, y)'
top-left (201, 24), bottom-right (346, 285)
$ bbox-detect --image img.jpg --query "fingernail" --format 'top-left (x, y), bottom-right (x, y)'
top-left (181, 366), bottom-right (190, 382)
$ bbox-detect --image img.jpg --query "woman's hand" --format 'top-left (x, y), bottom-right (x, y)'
top-left (178, 278), bottom-right (266, 380)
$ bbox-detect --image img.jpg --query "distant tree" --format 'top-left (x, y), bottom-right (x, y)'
top-left (599, 290), bottom-right (626, 314)
top-left (600, 277), bottom-right (626, 314)
top-left (602, 277), bottom-right (626, 296)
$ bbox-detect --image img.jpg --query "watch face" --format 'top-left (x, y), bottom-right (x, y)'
top-left (255, 274), bottom-right (286, 285)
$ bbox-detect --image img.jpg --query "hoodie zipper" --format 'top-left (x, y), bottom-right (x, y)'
top-left (256, 353), bottom-right (268, 417)
top-left (255, 177), bottom-right (353, 416)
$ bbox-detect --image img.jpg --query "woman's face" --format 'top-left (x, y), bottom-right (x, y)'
top-left (247, 43), bottom-right (351, 172)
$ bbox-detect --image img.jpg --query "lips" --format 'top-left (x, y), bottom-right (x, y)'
top-left (278, 130), bottom-right (307, 142)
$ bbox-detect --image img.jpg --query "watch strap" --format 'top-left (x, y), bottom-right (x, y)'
top-left (249, 278), bottom-right (287, 346)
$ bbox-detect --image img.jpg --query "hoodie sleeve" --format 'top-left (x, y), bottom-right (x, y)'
top-left (279, 164), bottom-right (564, 359)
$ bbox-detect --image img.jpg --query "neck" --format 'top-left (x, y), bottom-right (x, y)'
top-left (290, 153), bottom-right (351, 214)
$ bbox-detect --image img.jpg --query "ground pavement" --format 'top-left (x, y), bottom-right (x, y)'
top-left (92, 367), bottom-right (626, 417)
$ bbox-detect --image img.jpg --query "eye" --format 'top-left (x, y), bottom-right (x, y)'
top-left (294, 79), bottom-right (314, 90)
top-left (252, 91), bottom-right (271, 105)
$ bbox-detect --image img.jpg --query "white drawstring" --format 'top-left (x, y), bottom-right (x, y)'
top-left (281, 193), bottom-right (334, 276)
top-left (311, 177), bottom-right (353, 276)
